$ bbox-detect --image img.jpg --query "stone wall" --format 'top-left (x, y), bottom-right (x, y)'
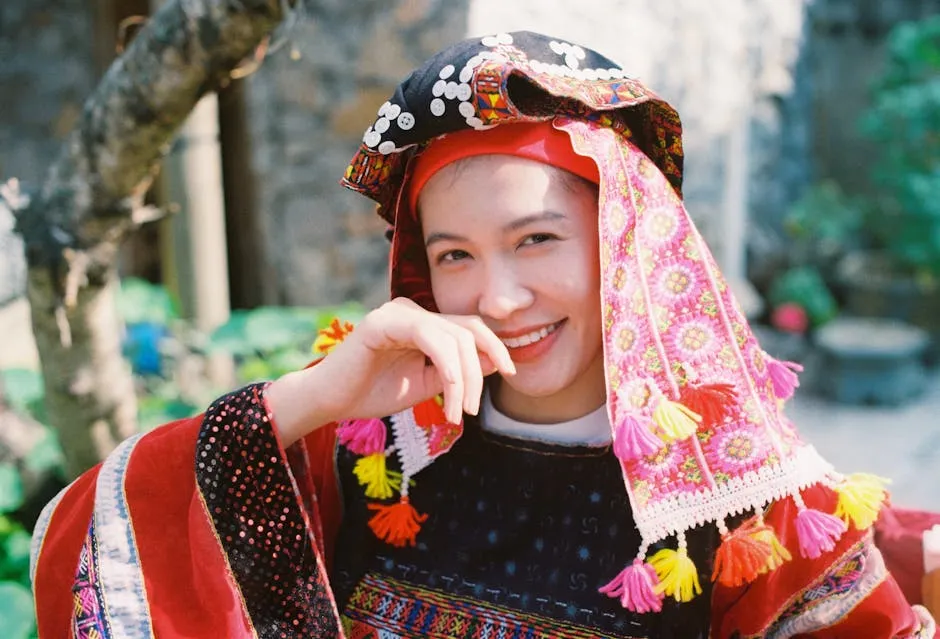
top-left (0, 0), bottom-right (97, 305)
top-left (243, 0), bottom-right (470, 307)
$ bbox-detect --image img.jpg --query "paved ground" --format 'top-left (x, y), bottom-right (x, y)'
top-left (789, 372), bottom-right (940, 512)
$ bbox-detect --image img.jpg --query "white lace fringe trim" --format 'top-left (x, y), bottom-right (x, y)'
top-left (634, 444), bottom-right (834, 543)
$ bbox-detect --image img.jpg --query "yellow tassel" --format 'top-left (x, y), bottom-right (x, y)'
top-left (313, 317), bottom-right (355, 356)
top-left (652, 399), bottom-right (702, 442)
top-left (649, 546), bottom-right (702, 602)
top-left (750, 522), bottom-right (792, 573)
top-left (834, 473), bottom-right (890, 530)
top-left (353, 453), bottom-right (402, 500)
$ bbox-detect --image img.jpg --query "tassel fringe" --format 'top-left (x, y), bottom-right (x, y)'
top-left (337, 418), bottom-right (387, 456)
top-left (834, 473), bottom-right (890, 530)
top-left (712, 520), bottom-right (773, 587)
top-left (367, 498), bottom-right (428, 547)
top-left (678, 383), bottom-right (737, 427)
top-left (767, 358), bottom-right (803, 400)
top-left (613, 414), bottom-right (662, 461)
top-left (795, 506), bottom-right (847, 559)
top-left (751, 521), bottom-right (792, 572)
top-left (313, 317), bottom-right (355, 356)
top-left (353, 453), bottom-right (402, 500)
top-left (599, 559), bottom-right (663, 613)
top-left (650, 546), bottom-right (702, 603)
top-left (652, 399), bottom-right (702, 442)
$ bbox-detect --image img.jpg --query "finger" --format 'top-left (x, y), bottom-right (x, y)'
top-left (411, 325), bottom-right (464, 424)
top-left (438, 323), bottom-right (484, 416)
top-left (444, 315), bottom-right (516, 377)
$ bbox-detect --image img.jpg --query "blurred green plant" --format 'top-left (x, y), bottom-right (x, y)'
top-left (768, 266), bottom-right (839, 329)
top-left (0, 464), bottom-right (37, 638)
top-left (860, 15), bottom-right (940, 278)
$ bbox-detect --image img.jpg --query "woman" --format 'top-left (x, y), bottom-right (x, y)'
top-left (31, 31), bottom-right (935, 638)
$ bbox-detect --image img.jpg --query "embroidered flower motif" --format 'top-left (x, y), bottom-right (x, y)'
top-left (611, 265), bottom-right (628, 290)
top-left (644, 208), bottom-right (679, 244)
top-left (617, 325), bottom-right (637, 353)
top-left (658, 264), bottom-right (696, 300)
top-left (673, 321), bottom-right (717, 362)
top-left (710, 427), bottom-right (766, 473)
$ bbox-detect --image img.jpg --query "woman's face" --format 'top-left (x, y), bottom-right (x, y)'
top-left (418, 154), bottom-right (606, 423)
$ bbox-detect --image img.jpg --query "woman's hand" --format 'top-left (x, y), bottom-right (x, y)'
top-left (266, 298), bottom-right (515, 446)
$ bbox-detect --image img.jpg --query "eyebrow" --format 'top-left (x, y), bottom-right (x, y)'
top-left (424, 210), bottom-right (568, 248)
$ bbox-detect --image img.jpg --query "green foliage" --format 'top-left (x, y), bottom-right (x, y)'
top-left (860, 16), bottom-right (940, 277)
top-left (783, 180), bottom-right (865, 270)
top-left (768, 266), bottom-right (839, 328)
top-left (117, 277), bottom-right (181, 325)
top-left (0, 469), bottom-right (35, 638)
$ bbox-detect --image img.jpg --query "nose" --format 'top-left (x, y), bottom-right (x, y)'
top-left (476, 258), bottom-right (534, 320)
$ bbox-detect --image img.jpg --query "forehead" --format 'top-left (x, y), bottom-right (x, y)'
top-left (417, 155), bottom-right (587, 229)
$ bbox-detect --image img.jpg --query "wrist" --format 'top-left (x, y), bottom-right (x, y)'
top-left (265, 362), bottom-right (342, 447)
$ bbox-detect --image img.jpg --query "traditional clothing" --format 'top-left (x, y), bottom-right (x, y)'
top-left (31, 31), bottom-right (935, 638)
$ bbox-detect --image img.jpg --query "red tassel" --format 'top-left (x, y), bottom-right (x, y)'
top-left (613, 414), bottom-right (662, 461)
top-left (767, 358), bottom-right (803, 400)
top-left (367, 497), bottom-right (428, 547)
top-left (678, 383), bottom-right (737, 427)
top-left (712, 519), bottom-right (772, 587)
top-left (413, 396), bottom-right (450, 427)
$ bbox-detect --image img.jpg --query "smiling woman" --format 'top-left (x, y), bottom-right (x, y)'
top-left (30, 31), bottom-right (935, 639)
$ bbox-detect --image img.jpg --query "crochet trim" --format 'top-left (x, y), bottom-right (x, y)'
top-left (633, 445), bottom-right (833, 542)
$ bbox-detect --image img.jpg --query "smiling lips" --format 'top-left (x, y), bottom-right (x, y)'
top-left (499, 321), bottom-right (563, 348)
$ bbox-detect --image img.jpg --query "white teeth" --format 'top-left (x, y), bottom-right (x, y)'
top-left (501, 322), bottom-right (560, 349)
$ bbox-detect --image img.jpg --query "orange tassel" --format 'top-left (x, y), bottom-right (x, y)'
top-left (750, 521), bottom-right (792, 572)
top-left (712, 519), bottom-right (772, 587)
top-left (313, 318), bottom-right (354, 356)
top-left (367, 497), bottom-right (428, 547)
top-left (679, 383), bottom-right (737, 427)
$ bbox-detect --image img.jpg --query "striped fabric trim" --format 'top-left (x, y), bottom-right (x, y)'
top-left (765, 537), bottom-right (885, 639)
top-left (92, 432), bottom-right (154, 637)
top-left (29, 482), bottom-right (70, 586)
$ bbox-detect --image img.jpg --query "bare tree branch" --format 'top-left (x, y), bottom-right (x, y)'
top-left (15, 0), bottom-right (294, 477)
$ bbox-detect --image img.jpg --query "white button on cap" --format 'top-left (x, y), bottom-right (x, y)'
top-left (444, 82), bottom-right (458, 100)
top-left (456, 83), bottom-right (472, 101)
top-left (565, 53), bottom-right (580, 69)
top-left (466, 116), bottom-right (485, 129)
top-left (378, 140), bottom-right (396, 155)
top-left (439, 64), bottom-right (455, 79)
top-left (495, 32), bottom-right (513, 44)
top-left (459, 66), bottom-right (473, 83)
top-left (363, 129), bottom-right (381, 148)
top-left (549, 40), bottom-right (564, 55)
top-left (397, 112), bottom-right (415, 130)
top-left (572, 45), bottom-right (586, 60)
top-left (458, 101), bottom-right (475, 118)
top-left (432, 80), bottom-right (446, 97)
top-left (430, 98), bottom-right (446, 116)
top-left (377, 101), bottom-right (391, 117)
top-left (386, 103), bottom-right (401, 119)
top-left (481, 35), bottom-right (499, 47)
top-left (373, 117), bottom-right (390, 134)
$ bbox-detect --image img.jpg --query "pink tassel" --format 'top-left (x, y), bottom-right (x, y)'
top-left (613, 415), bottom-right (662, 461)
top-left (795, 507), bottom-right (847, 559)
top-left (599, 559), bottom-right (664, 613)
top-left (767, 358), bottom-right (803, 400)
top-left (337, 418), bottom-right (387, 456)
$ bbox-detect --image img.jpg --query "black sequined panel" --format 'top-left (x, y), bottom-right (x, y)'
top-left (195, 384), bottom-right (341, 638)
top-left (332, 415), bottom-right (717, 639)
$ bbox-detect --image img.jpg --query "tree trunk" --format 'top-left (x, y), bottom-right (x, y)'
top-left (15, 0), bottom-right (291, 478)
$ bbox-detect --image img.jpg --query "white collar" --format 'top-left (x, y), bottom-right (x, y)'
top-left (480, 389), bottom-right (612, 446)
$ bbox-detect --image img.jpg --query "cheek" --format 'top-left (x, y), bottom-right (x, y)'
top-left (429, 268), bottom-right (472, 315)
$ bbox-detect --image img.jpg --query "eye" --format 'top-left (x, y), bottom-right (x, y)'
top-left (520, 233), bottom-right (557, 247)
top-left (436, 249), bottom-right (472, 264)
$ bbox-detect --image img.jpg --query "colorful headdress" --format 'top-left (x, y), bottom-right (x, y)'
top-left (323, 31), bottom-right (888, 613)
